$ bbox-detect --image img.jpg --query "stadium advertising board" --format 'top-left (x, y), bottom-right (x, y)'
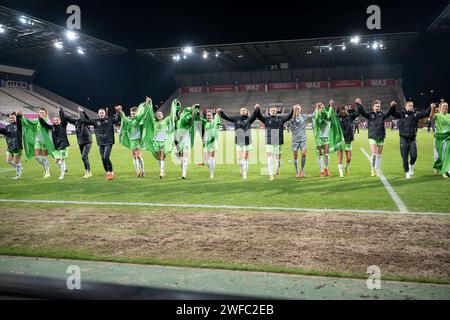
top-left (181, 86), bottom-right (206, 94)
top-left (331, 80), bottom-right (362, 88)
top-left (238, 84), bottom-right (265, 92)
top-left (364, 79), bottom-right (396, 87)
top-left (299, 81), bottom-right (328, 89)
top-left (210, 85), bottom-right (235, 93)
top-left (6, 80), bottom-right (28, 89)
top-left (268, 82), bottom-right (296, 90)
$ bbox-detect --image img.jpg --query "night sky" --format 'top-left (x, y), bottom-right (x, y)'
top-left (0, 0), bottom-right (449, 111)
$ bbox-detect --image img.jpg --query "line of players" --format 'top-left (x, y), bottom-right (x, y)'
top-left (1, 97), bottom-right (449, 180)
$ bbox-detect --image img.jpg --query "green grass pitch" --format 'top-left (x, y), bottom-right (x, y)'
top-left (0, 129), bottom-right (449, 213)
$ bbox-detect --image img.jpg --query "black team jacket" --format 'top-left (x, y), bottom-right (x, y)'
top-left (256, 108), bottom-right (294, 145)
top-left (0, 114), bottom-right (23, 152)
top-left (61, 109), bottom-right (92, 145)
top-left (390, 103), bottom-right (431, 138)
top-left (357, 103), bottom-right (394, 140)
top-left (218, 110), bottom-right (257, 146)
top-left (39, 109), bottom-right (70, 150)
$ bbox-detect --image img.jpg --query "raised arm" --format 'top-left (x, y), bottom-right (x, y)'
top-left (389, 101), bottom-right (401, 119)
top-left (217, 109), bottom-right (235, 123)
top-left (254, 105), bottom-right (266, 125)
top-left (355, 98), bottom-right (370, 119)
top-left (282, 107), bottom-right (294, 123)
top-left (39, 117), bottom-right (53, 130)
top-left (383, 103), bottom-right (396, 120)
top-left (418, 104), bottom-right (432, 119)
top-left (61, 108), bottom-right (77, 125)
top-left (59, 108), bottom-right (69, 127)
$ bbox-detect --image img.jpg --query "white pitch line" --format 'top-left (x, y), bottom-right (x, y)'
top-left (360, 148), bottom-right (409, 213)
top-left (0, 198), bottom-right (445, 215)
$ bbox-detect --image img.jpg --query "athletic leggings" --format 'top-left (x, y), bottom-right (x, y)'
top-left (400, 136), bottom-right (417, 173)
top-left (99, 144), bottom-right (113, 172)
top-left (79, 143), bottom-right (92, 171)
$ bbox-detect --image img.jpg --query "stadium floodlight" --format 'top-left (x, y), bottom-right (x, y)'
top-left (238, 54), bottom-right (244, 58)
top-left (306, 50), bottom-right (312, 54)
top-left (342, 44), bottom-right (346, 50)
top-left (0, 25), bottom-right (5, 33)
top-left (202, 51), bottom-right (208, 59)
top-left (77, 47), bottom-right (85, 55)
top-left (183, 54), bottom-right (187, 59)
top-left (372, 42), bottom-right (379, 50)
top-left (19, 16), bottom-right (27, 24)
top-left (54, 41), bottom-right (64, 49)
top-left (350, 36), bottom-right (360, 44)
top-left (173, 54), bottom-right (181, 61)
top-left (214, 51), bottom-right (220, 57)
top-left (183, 46), bottom-right (193, 54)
top-left (65, 30), bottom-right (78, 41)
top-left (328, 46), bottom-right (333, 51)
top-left (366, 44), bottom-right (370, 48)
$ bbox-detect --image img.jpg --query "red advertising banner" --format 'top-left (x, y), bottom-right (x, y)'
top-left (238, 83), bottom-right (265, 92)
top-left (268, 82), bottom-right (296, 90)
top-left (331, 80), bottom-right (362, 88)
top-left (364, 79), bottom-right (396, 87)
top-left (181, 86), bottom-right (206, 94)
top-left (299, 81), bottom-right (328, 89)
top-left (209, 85), bottom-right (235, 93)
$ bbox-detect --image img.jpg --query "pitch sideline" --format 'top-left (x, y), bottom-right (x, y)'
top-left (0, 198), bottom-right (446, 215)
top-left (360, 147), bottom-right (409, 213)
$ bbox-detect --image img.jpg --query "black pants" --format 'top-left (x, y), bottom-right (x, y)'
top-left (99, 144), bottom-right (113, 172)
top-left (400, 136), bottom-right (417, 173)
top-left (79, 143), bottom-right (91, 171)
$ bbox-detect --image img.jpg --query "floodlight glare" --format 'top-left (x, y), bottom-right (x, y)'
top-left (19, 16), bottom-right (27, 24)
top-left (183, 46), bottom-right (193, 54)
top-left (54, 41), bottom-right (64, 49)
top-left (77, 48), bottom-right (85, 55)
top-left (350, 36), bottom-right (360, 44)
top-left (202, 51), bottom-right (208, 59)
top-left (372, 42), bottom-right (379, 49)
top-left (342, 45), bottom-right (346, 50)
top-left (66, 30), bottom-right (78, 41)
top-left (0, 25), bottom-right (5, 33)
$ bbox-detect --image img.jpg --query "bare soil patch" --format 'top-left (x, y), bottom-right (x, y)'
top-left (1, 206), bottom-right (449, 279)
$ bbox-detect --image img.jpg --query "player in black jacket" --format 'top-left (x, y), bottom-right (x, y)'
top-left (39, 108), bottom-right (70, 180)
top-left (390, 101), bottom-right (431, 179)
top-left (217, 106), bottom-right (257, 180)
top-left (336, 105), bottom-right (359, 177)
top-left (255, 104), bottom-right (294, 181)
top-left (82, 107), bottom-right (121, 180)
top-left (356, 98), bottom-right (395, 176)
top-left (0, 112), bottom-right (23, 179)
top-left (62, 107), bottom-right (93, 178)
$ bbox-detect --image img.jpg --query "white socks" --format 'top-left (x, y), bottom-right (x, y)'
top-left (317, 156), bottom-right (324, 172)
top-left (371, 154), bottom-right (376, 170)
top-left (338, 164), bottom-right (344, 177)
top-left (209, 157), bottom-right (215, 178)
top-left (375, 155), bottom-right (381, 172)
top-left (138, 158), bottom-right (144, 174)
top-left (133, 158), bottom-right (140, 174)
top-left (160, 160), bottom-right (165, 174)
top-left (16, 162), bottom-right (22, 177)
top-left (59, 160), bottom-right (66, 178)
top-left (181, 157), bottom-right (188, 177)
top-left (268, 156), bottom-right (274, 176)
top-left (7, 159), bottom-right (16, 168)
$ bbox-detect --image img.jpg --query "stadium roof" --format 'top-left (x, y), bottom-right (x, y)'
top-left (0, 5), bottom-right (128, 68)
top-left (136, 32), bottom-right (419, 73)
top-left (427, 3), bottom-right (450, 31)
